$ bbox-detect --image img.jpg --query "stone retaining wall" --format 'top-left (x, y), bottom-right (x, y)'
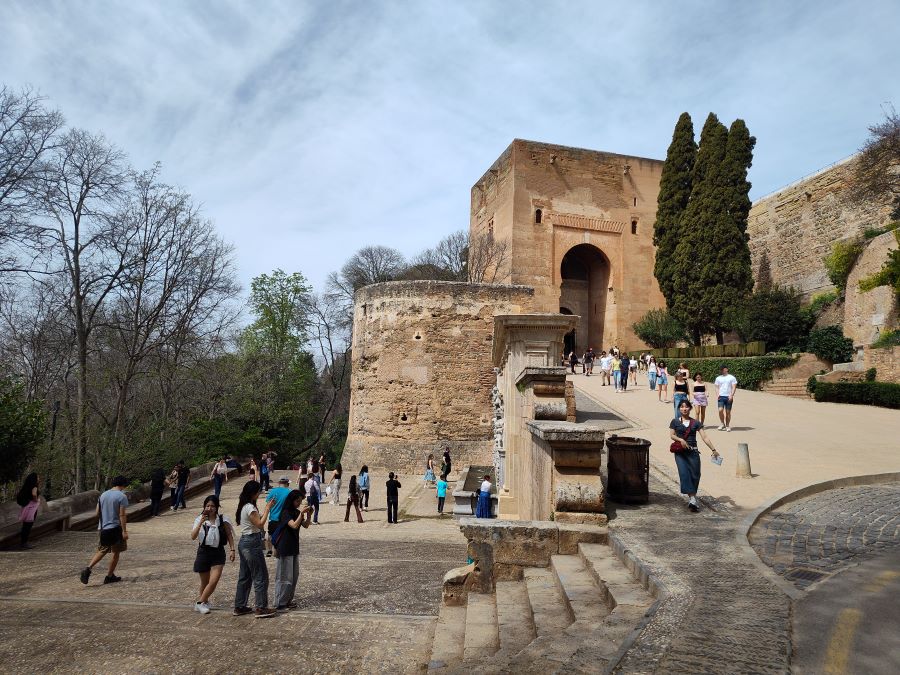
top-left (864, 345), bottom-right (900, 383)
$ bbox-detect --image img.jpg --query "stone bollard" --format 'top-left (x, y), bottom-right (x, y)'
top-left (736, 443), bottom-right (752, 478)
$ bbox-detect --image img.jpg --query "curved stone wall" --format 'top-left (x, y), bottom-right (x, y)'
top-left (342, 280), bottom-right (534, 475)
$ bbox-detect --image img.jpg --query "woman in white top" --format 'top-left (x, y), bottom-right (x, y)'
top-left (232, 481), bottom-right (274, 618)
top-left (648, 356), bottom-right (658, 391)
top-left (475, 475), bottom-right (492, 518)
top-left (191, 495), bottom-right (235, 614)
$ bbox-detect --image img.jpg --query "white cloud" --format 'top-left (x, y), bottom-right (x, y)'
top-left (3, 0), bottom-right (898, 292)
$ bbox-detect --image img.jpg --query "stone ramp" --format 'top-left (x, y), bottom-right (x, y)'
top-left (427, 542), bottom-right (655, 673)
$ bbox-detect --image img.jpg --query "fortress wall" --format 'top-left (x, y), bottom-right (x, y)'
top-left (748, 156), bottom-right (895, 299)
top-left (342, 281), bottom-right (535, 475)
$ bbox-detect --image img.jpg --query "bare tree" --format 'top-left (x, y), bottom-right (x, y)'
top-left (39, 129), bottom-right (129, 490)
top-left (0, 86), bottom-right (64, 274)
top-left (404, 229), bottom-right (468, 281)
top-left (468, 230), bottom-right (510, 283)
top-left (853, 104), bottom-right (900, 217)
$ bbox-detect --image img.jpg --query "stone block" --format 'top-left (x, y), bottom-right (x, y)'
top-left (558, 523), bottom-right (608, 554)
top-left (442, 563), bottom-right (475, 607)
top-left (554, 512), bottom-right (609, 526)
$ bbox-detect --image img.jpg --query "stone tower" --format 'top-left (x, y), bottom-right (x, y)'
top-left (470, 139), bottom-right (667, 353)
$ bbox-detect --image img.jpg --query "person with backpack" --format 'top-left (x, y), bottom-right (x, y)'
top-left (16, 472), bottom-right (40, 549)
top-left (669, 400), bottom-right (720, 512)
top-left (233, 480), bottom-right (275, 618)
top-left (304, 472), bottom-right (321, 525)
top-left (272, 488), bottom-right (312, 611)
top-left (357, 465), bottom-right (370, 511)
top-left (172, 460), bottom-right (189, 511)
top-left (264, 477), bottom-right (292, 557)
top-left (80, 475), bottom-right (130, 585)
top-left (260, 453), bottom-right (271, 492)
top-left (344, 475), bottom-right (364, 523)
top-left (190, 495), bottom-right (235, 614)
top-left (210, 458), bottom-right (228, 499)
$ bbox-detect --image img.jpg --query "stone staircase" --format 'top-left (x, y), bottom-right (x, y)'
top-left (760, 377), bottom-right (812, 398)
top-left (427, 542), bottom-right (655, 674)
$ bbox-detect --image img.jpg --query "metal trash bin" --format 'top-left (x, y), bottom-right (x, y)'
top-left (606, 435), bottom-right (650, 504)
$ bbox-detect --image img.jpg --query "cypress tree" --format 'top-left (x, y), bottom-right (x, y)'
top-left (653, 112), bottom-right (696, 308)
top-left (671, 113), bottom-right (729, 344)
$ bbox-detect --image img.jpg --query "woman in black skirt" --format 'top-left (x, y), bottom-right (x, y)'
top-left (190, 495), bottom-right (235, 614)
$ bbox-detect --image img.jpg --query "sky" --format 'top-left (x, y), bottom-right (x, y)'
top-left (3, 1), bottom-right (899, 294)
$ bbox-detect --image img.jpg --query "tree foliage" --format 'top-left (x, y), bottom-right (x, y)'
top-left (823, 239), bottom-right (865, 293)
top-left (654, 112), bottom-right (696, 307)
top-left (631, 309), bottom-right (688, 348)
top-left (0, 377), bottom-right (46, 484)
top-left (723, 285), bottom-right (812, 352)
top-left (669, 113), bottom-right (755, 343)
top-left (806, 325), bottom-right (854, 364)
top-left (852, 105), bottom-right (900, 219)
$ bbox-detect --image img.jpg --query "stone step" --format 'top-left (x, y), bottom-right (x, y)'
top-left (427, 604), bottom-right (466, 672)
top-left (524, 566), bottom-right (574, 636)
top-left (550, 554), bottom-right (609, 624)
top-left (578, 543), bottom-right (654, 611)
top-left (463, 592), bottom-right (500, 661)
top-left (495, 580), bottom-right (537, 654)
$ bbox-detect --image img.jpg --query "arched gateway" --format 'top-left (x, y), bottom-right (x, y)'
top-left (559, 244), bottom-right (610, 353)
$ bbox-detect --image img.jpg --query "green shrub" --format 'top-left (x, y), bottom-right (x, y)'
top-left (871, 329), bottom-right (900, 349)
top-left (649, 342), bottom-right (766, 360)
top-left (823, 239), bottom-right (864, 293)
top-left (662, 355), bottom-right (795, 391)
top-left (632, 309), bottom-right (688, 349)
top-left (806, 325), bottom-right (854, 364)
top-left (813, 381), bottom-right (900, 409)
top-left (806, 375), bottom-right (819, 395)
top-left (864, 367), bottom-right (877, 382)
top-left (724, 285), bottom-right (812, 352)
top-left (862, 221), bottom-right (899, 240)
top-left (807, 290), bottom-right (839, 318)
top-left (858, 232), bottom-right (900, 299)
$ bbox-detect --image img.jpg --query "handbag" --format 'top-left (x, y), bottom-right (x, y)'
top-left (670, 419), bottom-right (696, 453)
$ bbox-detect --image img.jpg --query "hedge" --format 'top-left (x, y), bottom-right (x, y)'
top-left (659, 355), bottom-right (795, 391)
top-left (649, 341), bottom-right (766, 360)
top-left (813, 381), bottom-right (900, 409)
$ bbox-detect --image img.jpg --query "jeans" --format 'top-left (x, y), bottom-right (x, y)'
top-left (620, 370), bottom-right (628, 391)
top-left (344, 493), bottom-right (363, 522)
top-left (360, 489), bottom-right (369, 509)
top-left (613, 370), bottom-right (621, 389)
top-left (235, 533), bottom-right (269, 609)
top-left (674, 448), bottom-right (701, 494)
top-left (150, 494), bottom-right (162, 517)
top-left (331, 479), bottom-right (341, 504)
top-left (307, 494), bottom-right (319, 523)
top-left (387, 497), bottom-right (398, 523)
top-left (274, 553), bottom-right (299, 608)
top-left (20, 520), bottom-right (34, 546)
top-left (261, 472), bottom-right (270, 491)
top-left (438, 496), bottom-right (445, 513)
top-left (174, 484), bottom-right (187, 509)
top-left (213, 475), bottom-right (223, 499)
top-left (649, 373), bottom-right (657, 390)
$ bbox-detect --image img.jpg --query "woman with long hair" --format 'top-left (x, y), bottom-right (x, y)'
top-left (424, 454), bottom-right (436, 487)
top-left (358, 465), bottom-right (370, 511)
top-left (657, 360), bottom-right (670, 403)
top-left (190, 495), bottom-right (235, 614)
top-left (330, 463), bottom-right (343, 505)
top-left (344, 475), bottom-right (364, 523)
top-left (672, 370), bottom-right (691, 417)
top-left (692, 372), bottom-right (709, 425)
top-left (670, 400), bottom-right (719, 512)
top-left (232, 481), bottom-right (274, 618)
top-left (475, 474), bottom-right (493, 518)
top-left (648, 356), bottom-right (658, 391)
top-left (248, 458), bottom-right (258, 484)
top-left (273, 488), bottom-right (311, 611)
top-left (16, 473), bottom-right (40, 549)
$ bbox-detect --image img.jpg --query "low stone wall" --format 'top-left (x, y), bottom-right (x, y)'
top-left (845, 231), bottom-right (899, 347)
top-left (864, 345), bottom-right (900, 384)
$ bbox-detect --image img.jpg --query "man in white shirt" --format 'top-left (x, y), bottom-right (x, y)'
top-left (714, 366), bottom-right (738, 431)
top-left (599, 352), bottom-right (613, 386)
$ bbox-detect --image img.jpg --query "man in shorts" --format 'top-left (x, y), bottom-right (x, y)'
top-left (584, 347), bottom-right (595, 376)
top-left (714, 365), bottom-right (738, 431)
top-left (80, 475), bottom-right (129, 585)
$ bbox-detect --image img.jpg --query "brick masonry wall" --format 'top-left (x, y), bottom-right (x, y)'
top-left (864, 346), bottom-right (900, 384)
top-left (747, 156), bottom-right (895, 300)
top-left (342, 281), bottom-right (535, 475)
top-left (844, 231), bottom-right (899, 346)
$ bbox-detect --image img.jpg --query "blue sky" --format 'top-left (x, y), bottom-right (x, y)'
top-left (3, 1), bottom-right (898, 292)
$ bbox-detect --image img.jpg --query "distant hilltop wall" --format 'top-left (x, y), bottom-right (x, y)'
top-left (748, 155), bottom-right (895, 299)
top-left (342, 281), bottom-right (535, 475)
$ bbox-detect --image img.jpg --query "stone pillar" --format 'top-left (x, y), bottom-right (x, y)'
top-left (527, 420), bottom-right (607, 525)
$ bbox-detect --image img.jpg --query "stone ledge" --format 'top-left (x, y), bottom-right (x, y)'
top-left (515, 365), bottom-right (568, 387)
top-left (526, 420), bottom-right (607, 443)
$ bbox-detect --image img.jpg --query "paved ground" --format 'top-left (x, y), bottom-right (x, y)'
top-left (792, 550), bottom-right (900, 675)
top-left (0, 471), bottom-right (467, 674)
top-left (749, 483), bottom-right (900, 589)
top-left (572, 369), bottom-right (900, 510)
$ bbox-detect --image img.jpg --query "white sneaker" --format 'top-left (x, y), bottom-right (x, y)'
top-left (725, 427), bottom-right (731, 432)
top-left (198, 602), bottom-right (211, 615)
top-left (717, 425), bottom-right (725, 431)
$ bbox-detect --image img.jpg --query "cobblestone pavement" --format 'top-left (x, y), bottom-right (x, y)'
top-left (0, 472), bottom-right (468, 674)
top-left (608, 487), bottom-right (792, 674)
top-left (749, 483), bottom-right (900, 589)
